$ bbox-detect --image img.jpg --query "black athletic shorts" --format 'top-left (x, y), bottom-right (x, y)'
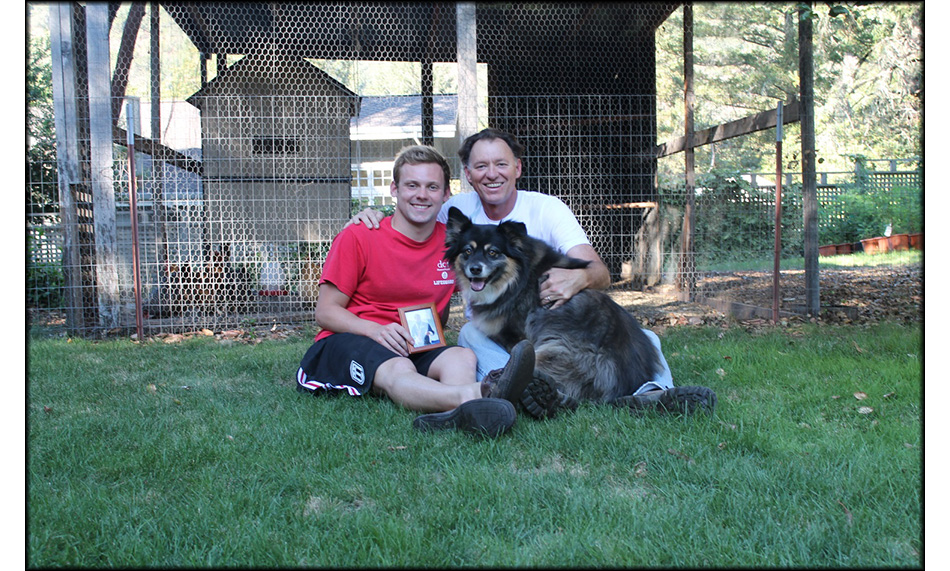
top-left (296, 333), bottom-right (452, 396)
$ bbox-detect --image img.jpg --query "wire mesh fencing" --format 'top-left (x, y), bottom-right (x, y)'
top-left (27, 2), bottom-right (921, 337)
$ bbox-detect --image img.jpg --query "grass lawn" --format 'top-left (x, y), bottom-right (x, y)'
top-left (27, 321), bottom-right (922, 567)
top-left (701, 249), bottom-right (922, 272)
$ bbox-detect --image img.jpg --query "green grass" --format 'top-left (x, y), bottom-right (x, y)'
top-left (701, 249), bottom-right (922, 272)
top-left (28, 322), bottom-right (921, 567)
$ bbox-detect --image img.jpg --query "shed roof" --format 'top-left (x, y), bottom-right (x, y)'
top-left (186, 53), bottom-right (358, 112)
top-left (351, 95), bottom-right (457, 141)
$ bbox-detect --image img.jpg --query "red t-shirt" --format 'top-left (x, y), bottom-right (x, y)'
top-left (315, 217), bottom-right (456, 341)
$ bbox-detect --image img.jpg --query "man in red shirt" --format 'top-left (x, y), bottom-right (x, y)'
top-left (296, 145), bottom-right (534, 437)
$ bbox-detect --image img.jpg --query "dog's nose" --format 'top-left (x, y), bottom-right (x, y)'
top-left (469, 265), bottom-right (482, 276)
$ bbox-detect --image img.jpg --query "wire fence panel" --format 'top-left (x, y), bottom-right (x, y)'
top-left (27, 2), bottom-right (921, 336)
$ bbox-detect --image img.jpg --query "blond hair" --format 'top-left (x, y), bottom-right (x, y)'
top-left (392, 145), bottom-right (451, 189)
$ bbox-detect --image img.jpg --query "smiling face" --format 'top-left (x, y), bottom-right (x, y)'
top-left (463, 137), bottom-right (523, 220)
top-left (390, 162), bottom-right (450, 235)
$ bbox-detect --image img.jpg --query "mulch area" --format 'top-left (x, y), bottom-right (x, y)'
top-left (605, 265), bottom-right (922, 330)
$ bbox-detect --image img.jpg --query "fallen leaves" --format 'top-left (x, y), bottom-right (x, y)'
top-left (633, 461), bottom-right (648, 477)
top-left (688, 266), bottom-right (922, 325)
top-left (667, 448), bottom-right (695, 465)
top-left (836, 500), bottom-right (854, 526)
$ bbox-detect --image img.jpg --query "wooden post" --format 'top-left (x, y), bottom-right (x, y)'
top-left (422, 59), bottom-right (434, 146)
top-left (86, 2), bottom-right (121, 330)
top-left (678, 2), bottom-right (696, 299)
top-left (149, 0), bottom-right (170, 273)
top-left (49, 2), bottom-right (84, 334)
top-left (799, 3), bottom-right (820, 315)
top-left (421, 4), bottom-right (440, 146)
top-left (456, 1), bottom-right (477, 192)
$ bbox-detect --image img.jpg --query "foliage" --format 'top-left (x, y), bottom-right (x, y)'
top-left (27, 228), bottom-right (64, 309)
top-left (28, 8), bottom-right (58, 219)
top-left (27, 323), bottom-right (921, 567)
top-left (662, 170), bottom-right (804, 266)
top-left (351, 198), bottom-right (395, 218)
top-left (819, 157), bottom-right (922, 245)
top-left (655, 3), bottom-right (922, 176)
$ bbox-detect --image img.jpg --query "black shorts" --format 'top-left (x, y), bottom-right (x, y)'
top-left (296, 333), bottom-right (452, 396)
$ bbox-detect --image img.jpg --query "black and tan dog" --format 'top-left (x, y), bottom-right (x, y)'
top-left (444, 207), bottom-right (662, 404)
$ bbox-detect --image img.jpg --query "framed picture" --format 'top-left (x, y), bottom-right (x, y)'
top-left (398, 303), bottom-right (446, 353)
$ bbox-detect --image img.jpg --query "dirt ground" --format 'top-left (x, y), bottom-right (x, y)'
top-left (602, 265), bottom-right (923, 330)
top-left (32, 263), bottom-right (920, 343)
top-left (297, 264), bottom-right (924, 341)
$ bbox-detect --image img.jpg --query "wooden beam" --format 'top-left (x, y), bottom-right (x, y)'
top-left (111, 2), bottom-right (146, 125)
top-left (655, 99), bottom-right (801, 158)
top-left (113, 125), bottom-right (203, 175)
top-left (799, 4), bottom-right (819, 315)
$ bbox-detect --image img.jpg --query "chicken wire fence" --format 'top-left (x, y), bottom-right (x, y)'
top-left (27, 2), bottom-right (920, 337)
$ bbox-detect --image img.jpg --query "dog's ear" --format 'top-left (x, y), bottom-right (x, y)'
top-left (444, 207), bottom-right (471, 257)
top-left (447, 207), bottom-right (469, 229)
top-left (498, 220), bottom-right (528, 239)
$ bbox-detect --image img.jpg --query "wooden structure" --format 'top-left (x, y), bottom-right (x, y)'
top-left (47, 1), bottom-right (818, 334)
top-left (187, 53), bottom-right (358, 246)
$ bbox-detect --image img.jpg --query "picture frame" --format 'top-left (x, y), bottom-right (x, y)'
top-left (398, 303), bottom-right (446, 353)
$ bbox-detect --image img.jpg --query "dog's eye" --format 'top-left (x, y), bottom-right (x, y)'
top-left (462, 246), bottom-right (473, 257)
top-left (487, 248), bottom-right (500, 258)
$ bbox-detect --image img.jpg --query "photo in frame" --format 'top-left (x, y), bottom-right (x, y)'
top-left (398, 303), bottom-right (446, 353)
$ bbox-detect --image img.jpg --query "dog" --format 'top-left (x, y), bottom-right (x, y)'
top-left (444, 207), bottom-right (661, 403)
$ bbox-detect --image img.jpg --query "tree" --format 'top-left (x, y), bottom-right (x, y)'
top-left (27, 5), bottom-right (57, 221)
top-left (655, 2), bottom-right (922, 176)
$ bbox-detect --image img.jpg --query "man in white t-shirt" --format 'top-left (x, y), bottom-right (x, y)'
top-left (351, 128), bottom-right (716, 418)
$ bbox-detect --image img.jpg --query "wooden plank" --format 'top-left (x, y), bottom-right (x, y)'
top-left (585, 201), bottom-right (658, 211)
top-left (110, 2), bottom-right (145, 124)
top-left (113, 125), bottom-right (202, 174)
top-left (655, 100), bottom-right (801, 158)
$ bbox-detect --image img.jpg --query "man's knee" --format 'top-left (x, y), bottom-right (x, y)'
top-left (642, 328), bottom-right (662, 350)
top-left (373, 356), bottom-right (416, 390)
top-left (445, 346), bottom-right (477, 370)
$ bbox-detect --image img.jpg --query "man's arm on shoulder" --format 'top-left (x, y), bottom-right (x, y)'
top-left (343, 208), bottom-right (386, 230)
top-left (314, 283), bottom-right (414, 356)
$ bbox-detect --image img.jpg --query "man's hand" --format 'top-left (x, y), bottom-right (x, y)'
top-left (539, 244), bottom-right (610, 309)
top-left (370, 322), bottom-right (414, 357)
top-left (540, 267), bottom-right (589, 309)
top-left (343, 208), bottom-right (386, 230)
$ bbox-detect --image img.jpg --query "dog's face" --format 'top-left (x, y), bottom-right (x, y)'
top-left (444, 207), bottom-right (523, 305)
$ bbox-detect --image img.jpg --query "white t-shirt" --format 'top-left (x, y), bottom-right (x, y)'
top-left (437, 190), bottom-right (591, 255)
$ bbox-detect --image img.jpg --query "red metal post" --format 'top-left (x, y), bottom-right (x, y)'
top-left (126, 101), bottom-right (145, 340)
top-left (772, 102), bottom-right (784, 323)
